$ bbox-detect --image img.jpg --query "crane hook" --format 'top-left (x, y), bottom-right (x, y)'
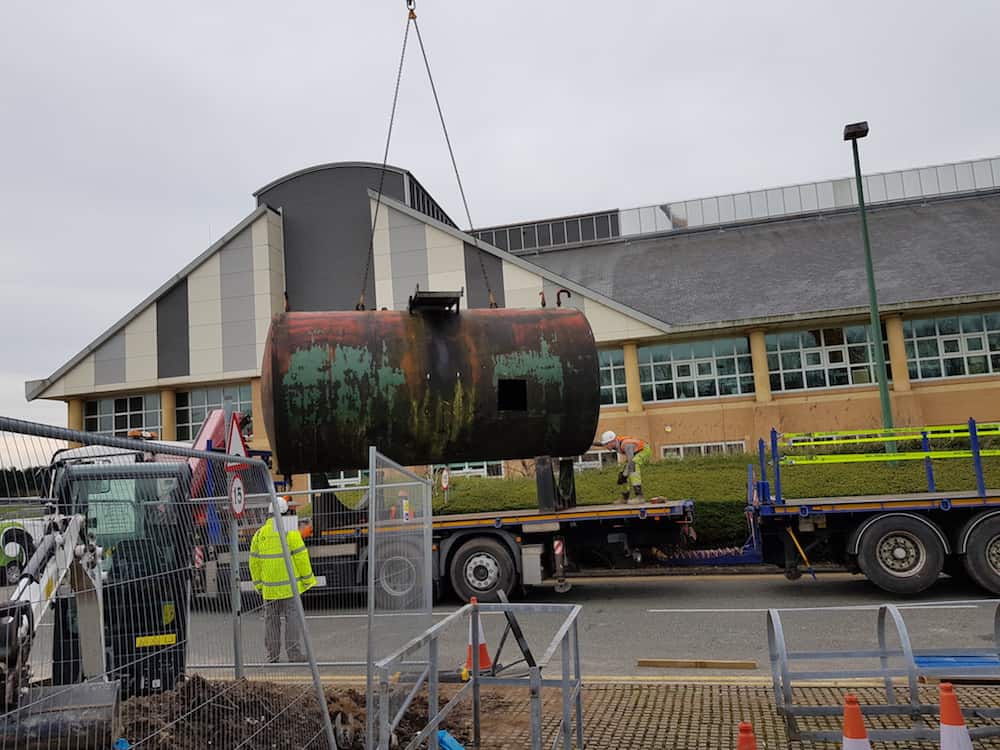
top-left (539, 291), bottom-right (547, 308)
top-left (406, 0), bottom-right (416, 18)
top-left (556, 289), bottom-right (572, 307)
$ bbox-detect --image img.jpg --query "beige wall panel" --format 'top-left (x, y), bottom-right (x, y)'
top-left (425, 226), bottom-right (465, 276)
top-left (267, 215), bottom-right (284, 250)
top-left (187, 254), bottom-right (221, 301)
top-left (61, 354), bottom-right (96, 395)
top-left (189, 323), bottom-right (222, 353)
top-left (125, 355), bottom-right (157, 384)
top-left (375, 280), bottom-right (395, 310)
top-left (189, 299), bottom-right (222, 326)
top-left (583, 299), bottom-right (661, 342)
top-left (374, 240), bottom-right (392, 282)
top-left (189, 347), bottom-right (223, 377)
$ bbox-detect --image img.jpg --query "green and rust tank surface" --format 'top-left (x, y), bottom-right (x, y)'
top-left (261, 308), bottom-right (600, 473)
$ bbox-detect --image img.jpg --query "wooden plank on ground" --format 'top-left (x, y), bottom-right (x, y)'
top-left (637, 658), bottom-right (758, 670)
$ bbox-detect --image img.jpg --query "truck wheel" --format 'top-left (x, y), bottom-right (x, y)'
top-left (449, 538), bottom-right (515, 603)
top-left (963, 515), bottom-right (1000, 594)
top-left (374, 541), bottom-right (425, 611)
top-left (857, 516), bottom-right (944, 595)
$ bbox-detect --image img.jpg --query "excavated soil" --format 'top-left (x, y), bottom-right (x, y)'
top-left (120, 675), bottom-right (458, 749)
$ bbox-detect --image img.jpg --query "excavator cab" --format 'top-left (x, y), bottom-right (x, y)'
top-left (53, 462), bottom-right (194, 698)
top-left (0, 461), bottom-right (195, 747)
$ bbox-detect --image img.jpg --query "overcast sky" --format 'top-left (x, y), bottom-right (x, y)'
top-left (1, 0), bottom-right (997, 426)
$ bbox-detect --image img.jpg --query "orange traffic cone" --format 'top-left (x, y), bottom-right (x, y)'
top-left (841, 695), bottom-right (872, 750)
top-left (736, 721), bottom-right (758, 750)
top-left (939, 683), bottom-right (974, 750)
top-left (464, 597), bottom-right (492, 672)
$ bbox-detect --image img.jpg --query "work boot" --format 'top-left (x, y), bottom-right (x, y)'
top-left (619, 491), bottom-right (631, 505)
top-left (628, 486), bottom-right (645, 505)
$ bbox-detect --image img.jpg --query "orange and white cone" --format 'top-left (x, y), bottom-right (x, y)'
top-left (939, 682), bottom-right (974, 750)
top-left (841, 694), bottom-right (872, 750)
top-left (736, 721), bottom-right (758, 750)
top-left (464, 597), bottom-right (492, 672)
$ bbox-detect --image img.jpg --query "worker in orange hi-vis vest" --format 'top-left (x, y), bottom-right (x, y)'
top-left (597, 431), bottom-right (652, 504)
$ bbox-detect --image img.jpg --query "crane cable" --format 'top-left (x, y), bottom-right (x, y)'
top-left (357, 6), bottom-right (412, 311)
top-left (358, 0), bottom-right (497, 310)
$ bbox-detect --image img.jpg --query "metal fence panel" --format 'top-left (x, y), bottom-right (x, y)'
top-left (0, 416), bottom-right (335, 750)
top-left (366, 448), bottom-right (434, 750)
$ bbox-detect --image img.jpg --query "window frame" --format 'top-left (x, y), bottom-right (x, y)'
top-left (598, 348), bottom-right (629, 407)
top-left (903, 312), bottom-right (1000, 381)
top-left (660, 441), bottom-right (746, 459)
top-left (638, 337), bottom-right (754, 403)
top-left (765, 325), bottom-right (889, 393)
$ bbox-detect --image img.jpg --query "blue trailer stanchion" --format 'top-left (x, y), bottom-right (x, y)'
top-left (770, 428), bottom-right (783, 504)
top-left (758, 438), bottom-right (771, 504)
top-left (921, 431), bottom-right (936, 492)
top-left (970, 417), bottom-right (987, 498)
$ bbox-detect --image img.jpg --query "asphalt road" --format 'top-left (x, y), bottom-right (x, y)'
top-left (181, 572), bottom-right (999, 680)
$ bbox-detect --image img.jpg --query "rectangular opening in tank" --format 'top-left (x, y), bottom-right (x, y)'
top-left (497, 379), bottom-right (528, 412)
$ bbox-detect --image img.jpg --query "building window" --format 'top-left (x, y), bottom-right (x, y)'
top-left (904, 312), bottom-right (1000, 380)
top-left (765, 326), bottom-right (888, 392)
top-left (661, 441), bottom-right (746, 459)
top-left (572, 449), bottom-right (618, 471)
top-left (84, 393), bottom-right (161, 436)
top-left (175, 383), bottom-right (253, 441)
top-left (639, 337), bottom-right (754, 402)
top-left (434, 461), bottom-right (505, 478)
top-left (599, 348), bottom-right (628, 406)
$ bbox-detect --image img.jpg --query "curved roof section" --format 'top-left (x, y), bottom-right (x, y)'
top-left (253, 161), bottom-right (409, 197)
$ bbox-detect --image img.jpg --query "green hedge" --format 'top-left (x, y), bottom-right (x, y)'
top-left (433, 455), bottom-right (1000, 549)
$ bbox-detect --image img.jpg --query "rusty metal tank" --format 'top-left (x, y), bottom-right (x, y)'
top-left (261, 308), bottom-right (599, 473)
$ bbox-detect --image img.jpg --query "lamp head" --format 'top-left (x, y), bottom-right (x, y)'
top-left (843, 121), bottom-right (870, 141)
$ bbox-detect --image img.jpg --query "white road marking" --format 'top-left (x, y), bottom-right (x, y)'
top-left (648, 602), bottom-right (986, 613)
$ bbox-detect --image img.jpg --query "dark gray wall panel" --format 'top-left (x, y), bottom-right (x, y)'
top-left (156, 280), bottom-right (189, 378)
top-left (94, 332), bottom-right (126, 385)
top-left (256, 166), bottom-right (405, 312)
top-left (464, 242), bottom-right (505, 308)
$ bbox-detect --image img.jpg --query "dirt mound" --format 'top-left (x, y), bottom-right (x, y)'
top-left (119, 675), bottom-right (452, 749)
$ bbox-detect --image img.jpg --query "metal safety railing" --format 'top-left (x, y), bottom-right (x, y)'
top-left (754, 418), bottom-right (999, 506)
top-left (0, 413), bottom-right (337, 750)
top-left (373, 599), bottom-right (584, 750)
top-left (767, 602), bottom-right (1000, 742)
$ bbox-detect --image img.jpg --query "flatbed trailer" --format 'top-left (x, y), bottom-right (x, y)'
top-left (208, 476), bottom-right (696, 605)
top-left (752, 418), bottom-right (1000, 594)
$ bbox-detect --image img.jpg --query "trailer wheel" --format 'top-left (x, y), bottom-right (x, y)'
top-left (857, 516), bottom-right (944, 594)
top-left (963, 515), bottom-right (1000, 594)
top-left (449, 538), bottom-right (515, 603)
top-left (374, 541), bottom-right (425, 611)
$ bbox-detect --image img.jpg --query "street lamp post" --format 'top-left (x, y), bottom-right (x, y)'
top-left (844, 121), bottom-right (894, 440)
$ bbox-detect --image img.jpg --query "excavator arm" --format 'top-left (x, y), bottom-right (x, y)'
top-left (0, 510), bottom-right (103, 711)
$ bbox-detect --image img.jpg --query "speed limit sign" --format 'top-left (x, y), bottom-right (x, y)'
top-left (229, 474), bottom-right (246, 517)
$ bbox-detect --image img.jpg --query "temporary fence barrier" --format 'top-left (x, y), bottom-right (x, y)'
top-left (0, 414), bottom-right (336, 750)
top-left (767, 601), bottom-right (1000, 743)
top-left (366, 448), bottom-right (434, 750)
top-left (372, 597), bottom-right (584, 750)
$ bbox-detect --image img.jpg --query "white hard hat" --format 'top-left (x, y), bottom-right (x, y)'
top-left (275, 496), bottom-right (289, 515)
top-left (600, 430), bottom-right (617, 444)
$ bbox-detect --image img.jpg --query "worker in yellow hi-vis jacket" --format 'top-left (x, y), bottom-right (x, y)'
top-left (249, 497), bottom-right (316, 662)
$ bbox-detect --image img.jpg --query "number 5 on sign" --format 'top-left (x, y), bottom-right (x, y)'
top-left (229, 474), bottom-right (246, 518)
